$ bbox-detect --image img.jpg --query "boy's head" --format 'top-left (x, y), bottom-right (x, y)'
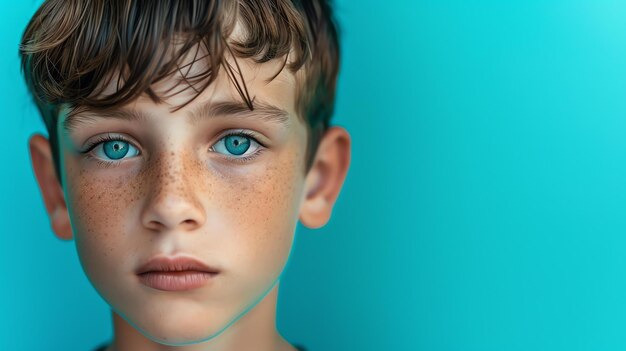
top-left (20, 0), bottom-right (350, 346)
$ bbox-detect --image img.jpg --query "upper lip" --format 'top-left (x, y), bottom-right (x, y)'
top-left (135, 255), bottom-right (220, 275)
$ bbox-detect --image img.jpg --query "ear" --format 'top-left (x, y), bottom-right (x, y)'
top-left (29, 134), bottom-right (73, 240)
top-left (299, 126), bottom-right (351, 229)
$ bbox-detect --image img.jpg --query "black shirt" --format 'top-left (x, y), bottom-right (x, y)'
top-left (92, 342), bottom-right (307, 351)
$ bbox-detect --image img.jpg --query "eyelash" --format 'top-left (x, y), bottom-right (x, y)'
top-left (80, 133), bottom-right (136, 168)
top-left (80, 131), bottom-right (266, 167)
top-left (210, 130), bottom-right (266, 164)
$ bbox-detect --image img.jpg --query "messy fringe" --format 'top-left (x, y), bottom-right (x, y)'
top-left (19, 0), bottom-right (339, 178)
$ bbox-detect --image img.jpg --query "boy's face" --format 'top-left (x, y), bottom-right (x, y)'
top-left (29, 46), bottom-right (350, 345)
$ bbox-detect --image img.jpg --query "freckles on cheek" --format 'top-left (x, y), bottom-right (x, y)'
top-left (222, 154), bottom-right (303, 251)
top-left (66, 166), bottom-right (143, 253)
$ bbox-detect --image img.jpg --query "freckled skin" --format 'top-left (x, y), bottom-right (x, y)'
top-left (58, 53), bottom-right (310, 347)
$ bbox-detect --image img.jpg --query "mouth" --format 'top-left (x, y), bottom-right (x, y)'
top-left (136, 255), bottom-right (220, 292)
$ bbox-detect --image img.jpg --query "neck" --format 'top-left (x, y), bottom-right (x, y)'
top-left (105, 283), bottom-right (295, 351)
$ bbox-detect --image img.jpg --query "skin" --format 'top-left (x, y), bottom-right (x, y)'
top-left (28, 42), bottom-right (351, 351)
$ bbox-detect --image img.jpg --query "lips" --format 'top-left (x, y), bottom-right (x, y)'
top-left (136, 255), bottom-right (220, 291)
top-left (135, 255), bottom-right (220, 275)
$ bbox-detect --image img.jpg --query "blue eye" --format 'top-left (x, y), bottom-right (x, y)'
top-left (92, 139), bottom-right (140, 161)
top-left (212, 133), bottom-right (262, 159)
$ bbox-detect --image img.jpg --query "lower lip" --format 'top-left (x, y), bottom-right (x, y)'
top-left (137, 271), bottom-right (217, 291)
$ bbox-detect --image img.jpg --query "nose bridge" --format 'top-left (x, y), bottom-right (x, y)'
top-left (154, 150), bottom-right (191, 195)
top-left (141, 148), bottom-right (206, 231)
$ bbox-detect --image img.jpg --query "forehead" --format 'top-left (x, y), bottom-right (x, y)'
top-left (62, 96), bottom-right (292, 135)
top-left (61, 29), bottom-right (303, 130)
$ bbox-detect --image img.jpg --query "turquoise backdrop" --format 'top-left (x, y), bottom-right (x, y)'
top-left (3, 0), bottom-right (626, 350)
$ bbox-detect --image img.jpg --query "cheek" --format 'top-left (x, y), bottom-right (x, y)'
top-left (218, 150), bottom-right (304, 273)
top-left (64, 160), bottom-right (142, 271)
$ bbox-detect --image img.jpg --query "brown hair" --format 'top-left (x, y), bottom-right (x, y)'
top-left (19, 0), bottom-right (340, 182)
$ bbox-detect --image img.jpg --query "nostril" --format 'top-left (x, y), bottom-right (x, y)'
top-left (146, 220), bottom-right (166, 231)
top-left (181, 219), bottom-right (199, 229)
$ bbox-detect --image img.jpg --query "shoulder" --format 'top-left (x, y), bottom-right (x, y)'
top-left (93, 342), bottom-right (307, 351)
top-left (92, 343), bottom-right (108, 351)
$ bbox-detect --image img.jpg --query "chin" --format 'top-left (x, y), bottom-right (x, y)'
top-left (122, 304), bottom-right (236, 346)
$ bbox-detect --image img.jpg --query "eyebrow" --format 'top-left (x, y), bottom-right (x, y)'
top-left (188, 99), bottom-right (290, 126)
top-left (62, 99), bottom-right (290, 133)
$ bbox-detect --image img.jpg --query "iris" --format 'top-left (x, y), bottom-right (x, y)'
top-left (103, 140), bottom-right (130, 160)
top-left (224, 135), bottom-right (251, 155)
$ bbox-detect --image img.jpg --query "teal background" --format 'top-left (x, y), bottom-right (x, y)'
top-left (3, 0), bottom-right (626, 350)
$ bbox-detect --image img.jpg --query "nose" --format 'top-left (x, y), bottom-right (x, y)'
top-left (140, 154), bottom-right (206, 232)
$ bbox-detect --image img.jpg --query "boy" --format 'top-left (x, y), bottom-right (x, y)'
top-left (19, 1), bottom-right (351, 350)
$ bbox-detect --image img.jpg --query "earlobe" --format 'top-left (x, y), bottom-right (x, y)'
top-left (29, 134), bottom-right (73, 241)
top-left (298, 126), bottom-right (351, 229)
